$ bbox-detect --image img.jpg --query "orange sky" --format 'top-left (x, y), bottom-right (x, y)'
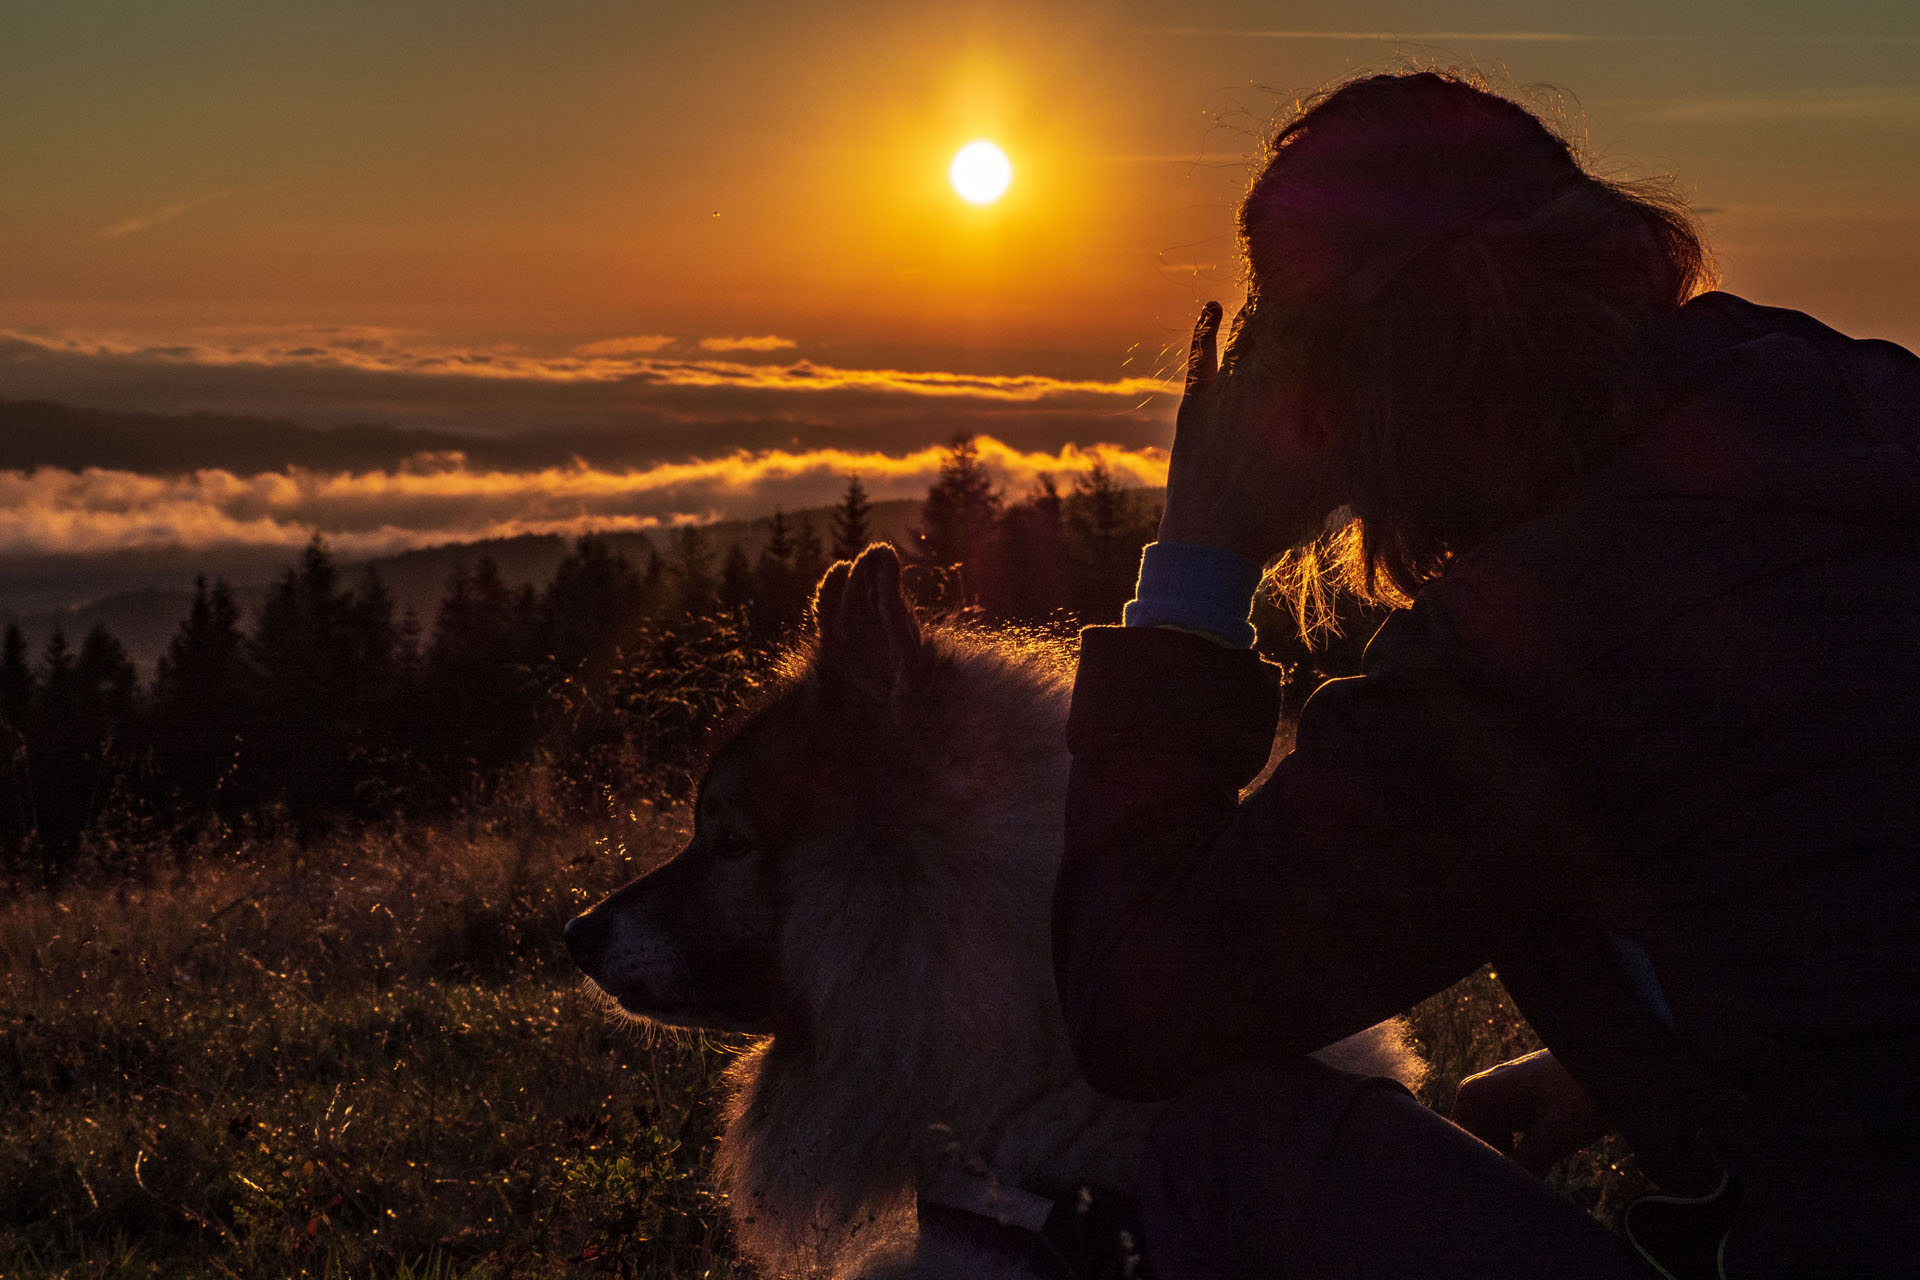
top-left (8, 3), bottom-right (1917, 355)
top-left (2, 1), bottom-right (1917, 565)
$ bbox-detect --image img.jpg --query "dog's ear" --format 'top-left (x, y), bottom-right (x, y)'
top-left (810, 559), bottom-right (853, 637)
top-left (813, 543), bottom-right (923, 691)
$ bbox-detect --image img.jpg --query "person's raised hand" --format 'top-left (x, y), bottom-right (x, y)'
top-left (1155, 300), bottom-right (1328, 563)
top-left (1450, 1049), bottom-right (1613, 1177)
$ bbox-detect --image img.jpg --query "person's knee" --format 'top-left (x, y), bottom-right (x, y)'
top-left (1148, 1058), bottom-right (1372, 1169)
top-left (1142, 1059), bottom-right (1372, 1278)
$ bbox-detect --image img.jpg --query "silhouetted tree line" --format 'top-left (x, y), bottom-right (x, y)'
top-left (911, 435), bottom-right (1159, 624)
top-left (0, 520), bottom-right (828, 881)
top-left (0, 436), bottom-right (1377, 882)
top-left (906, 433), bottom-right (1384, 693)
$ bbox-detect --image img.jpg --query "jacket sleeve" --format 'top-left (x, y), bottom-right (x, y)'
top-left (1056, 620), bottom-right (1536, 1101)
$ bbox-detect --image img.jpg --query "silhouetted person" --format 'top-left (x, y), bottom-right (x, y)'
top-left (1058, 72), bottom-right (1919, 1279)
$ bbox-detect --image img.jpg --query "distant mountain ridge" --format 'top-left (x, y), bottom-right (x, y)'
top-left (0, 395), bottom-right (943, 476)
top-left (0, 395), bottom-right (1142, 474)
top-left (0, 399), bottom-right (487, 473)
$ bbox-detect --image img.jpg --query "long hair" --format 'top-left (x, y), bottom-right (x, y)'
top-left (1234, 71), bottom-right (1714, 630)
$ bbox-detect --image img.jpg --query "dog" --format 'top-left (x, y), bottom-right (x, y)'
top-left (566, 544), bottom-right (1424, 1278)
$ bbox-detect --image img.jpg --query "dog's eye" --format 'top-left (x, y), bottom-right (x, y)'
top-left (707, 827), bottom-right (754, 860)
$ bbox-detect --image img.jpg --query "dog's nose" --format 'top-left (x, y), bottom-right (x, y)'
top-left (565, 911), bottom-right (606, 971)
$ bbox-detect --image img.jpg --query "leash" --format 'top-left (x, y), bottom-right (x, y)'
top-left (1624, 1169), bottom-right (1740, 1280)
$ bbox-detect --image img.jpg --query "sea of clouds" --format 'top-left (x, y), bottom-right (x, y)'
top-left (0, 325), bottom-right (1180, 560)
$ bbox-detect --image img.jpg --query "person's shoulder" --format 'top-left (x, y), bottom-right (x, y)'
top-left (1654, 291), bottom-right (1920, 405)
top-left (1663, 290), bottom-right (1897, 347)
top-left (1644, 292), bottom-right (1920, 508)
top-left (1371, 293), bottom-right (1920, 694)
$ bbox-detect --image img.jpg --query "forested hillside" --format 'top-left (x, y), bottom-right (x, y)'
top-left (5, 438), bottom-right (1338, 881)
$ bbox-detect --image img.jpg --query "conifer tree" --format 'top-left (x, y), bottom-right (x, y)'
top-left (393, 607), bottom-right (424, 679)
top-left (917, 437), bottom-right (1000, 565)
top-left (719, 543), bottom-right (755, 617)
top-left (26, 627), bottom-right (135, 870)
top-left (152, 575), bottom-right (254, 805)
top-left (1065, 459), bottom-right (1152, 621)
top-left (248, 536), bottom-right (369, 817)
top-left (830, 474), bottom-right (873, 561)
top-left (76, 625), bottom-right (138, 724)
top-left (543, 536), bottom-right (646, 669)
top-left (0, 623), bottom-right (31, 730)
top-left (429, 556), bottom-right (522, 671)
top-left (671, 526), bottom-right (717, 619)
top-left (426, 557), bottom-right (539, 772)
top-left (915, 435), bottom-right (1002, 603)
top-left (752, 511), bottom-right (805, 638)
top-left (987, 474), bottom-right (1070, 621)
top-left (23, 631), bottom-right (80, 871)
top-left (791, 516), bottom-right (828, 596)
top-left (763, 509), bottom-right (795, 567)
top-left (637, 546), bottom-right (670, 617)
top-left (253, 536), bottom-right (353, 697)
top-left (37, 631), bottom-right (76, 726)
top-left (348, 566), bottom-right (399, 679)
top-left (155, 576), bottom-right (249, 709)
top-left (0, 622), bottom-right (31, 861)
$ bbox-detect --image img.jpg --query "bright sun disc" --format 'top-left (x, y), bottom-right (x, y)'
top-left (950, 140), bottom-right (1012, 204)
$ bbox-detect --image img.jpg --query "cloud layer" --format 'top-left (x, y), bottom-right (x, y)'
top-left (0, 325), bottom-right (1180, 465)
top-left (0, 437), bottom-right (1169, 559)
top-left (0, 324), bottom-right (1181, 576)
top-left (94, 190), bottom-right (233, 240)
top-left (1, 326), bottom-right (1169, 403)
top-left (697, 335), bottom-right (797, 353)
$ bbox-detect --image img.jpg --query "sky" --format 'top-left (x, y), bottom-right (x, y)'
top-left (2, 0), bottom-right (1917, 575)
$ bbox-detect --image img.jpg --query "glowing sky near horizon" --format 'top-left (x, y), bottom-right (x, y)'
top-left (4, 0), bottom-right (1916, 364)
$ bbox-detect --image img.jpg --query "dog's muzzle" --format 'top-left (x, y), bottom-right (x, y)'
top-left (564, 911), bottom-right (608, 973)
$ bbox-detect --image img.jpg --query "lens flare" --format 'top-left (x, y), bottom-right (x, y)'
top-left (950, 141), bottom-right (1013, 205)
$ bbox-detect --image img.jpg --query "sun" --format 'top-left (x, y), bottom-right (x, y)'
top-left (950, 140), bottom-right (1012, 205)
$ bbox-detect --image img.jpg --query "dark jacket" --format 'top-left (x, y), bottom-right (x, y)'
top-left (1058, 294), bottom-right (1920, 1276)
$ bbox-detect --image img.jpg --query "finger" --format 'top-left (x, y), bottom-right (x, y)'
top-left (1221, 297), bottom-right (1258, 371)
top-left (1184, 301), bottom-right (1222, 397)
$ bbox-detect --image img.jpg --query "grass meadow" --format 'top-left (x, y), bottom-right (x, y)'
top-left (2, 779), bottom-right (1642, 1278)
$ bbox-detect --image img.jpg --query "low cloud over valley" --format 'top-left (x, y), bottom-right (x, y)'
top-left (0, 327), bottom-right (1177, 610)
top-left (0, 437), bottom-right (1168, 562)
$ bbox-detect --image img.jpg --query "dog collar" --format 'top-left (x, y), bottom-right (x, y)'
top-left (919, 1162), bottom-right (1055, 1232)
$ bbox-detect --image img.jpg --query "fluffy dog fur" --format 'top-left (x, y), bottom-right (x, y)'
top-left (566, 544), bottom-right (1424, 1278)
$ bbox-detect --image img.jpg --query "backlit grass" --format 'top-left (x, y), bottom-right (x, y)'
top-left (3, 800), bottom-right (1639, 1277)
top-left (2, 802), bottom-right (746, 1279)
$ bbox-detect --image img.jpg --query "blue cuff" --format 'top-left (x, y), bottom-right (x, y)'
top-left (1121, 541), bottom-right (1263, 649)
